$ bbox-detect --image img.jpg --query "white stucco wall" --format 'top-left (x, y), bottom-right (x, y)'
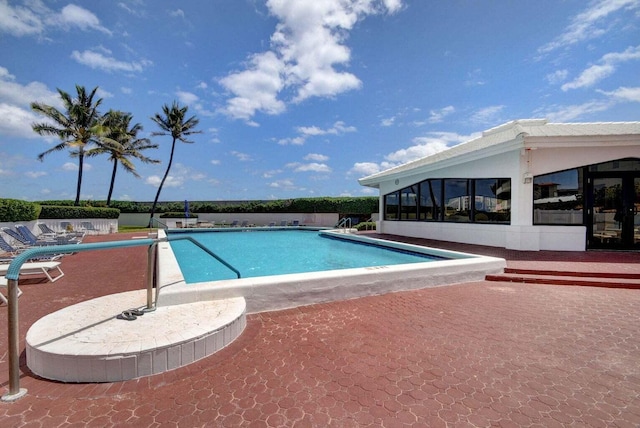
top-left (374, 146), bottom-right (594, 251)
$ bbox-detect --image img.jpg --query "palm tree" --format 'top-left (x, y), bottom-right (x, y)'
top-left (88, 110), bottom-right (160, 206)
top-left (148, 102), bottom-right (201, 227)
top-left (31, 85), bottom-right (103, 206)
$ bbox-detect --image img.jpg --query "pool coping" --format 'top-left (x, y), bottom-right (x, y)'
top-left (156, 229), bottom-right (507, 313)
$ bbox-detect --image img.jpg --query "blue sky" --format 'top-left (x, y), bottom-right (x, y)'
top-left (1, 0), bottom-right (638, 203)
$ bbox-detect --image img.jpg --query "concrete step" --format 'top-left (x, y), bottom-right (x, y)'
top-left (26, 290), bottom-right (247, 383)
top-left (486, 268), bottom-right (640, 289)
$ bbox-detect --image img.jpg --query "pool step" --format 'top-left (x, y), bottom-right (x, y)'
top-left (26, 290), bottom-right (246, 383)
top-left (486, 268), bottom-right (640, 289)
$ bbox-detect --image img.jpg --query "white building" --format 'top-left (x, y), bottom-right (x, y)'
top-left (359, 119), bottom-right (640, 251)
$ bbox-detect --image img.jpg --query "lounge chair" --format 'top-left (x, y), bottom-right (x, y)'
top-left (0, 234), bottom-right (63, 262)
top-left (240, 220), bottom-right (249, 227)
top-left (292, 220), bottom-right (300, 226)
top-left (38, 223), bottom-right (81, 240)
top-left (0, 277), bottom-right (23, 305)
top-left (80, 221), bottom-right (100, 234)
top-left (1, 227), bottom-right (49, 247)
top-left (230, 220), bottom-right (239, 227)
top-left (280, 220), bottom-right (287, 226)
top-left (0, 260), bottom-right (65, 283)
top-left (17, 224), bottom-right (78, 246)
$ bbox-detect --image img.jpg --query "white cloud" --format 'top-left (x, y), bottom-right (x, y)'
top-left (62, 162), bottom-right (92, 172)
top-left (146, 174), bottom-right (183, 188)
top-left (304, 153), bottom-right (329, 162)
top-left (54, 4), bottom-right (112, 35)
top-left (351, 162), bottom-right (383, 177)
top-left (380, 116), bottom-right (395, 127)
top-left (0, 67), bottom-right (64, 138)
top-left (0, 1), bottom-right (43, 36)
top-left (169, 9), bottom-right (185, 19)
top-left (598, 86), bottom-right (640, 101)
top-left (350, 131), bottom-right (475, 178)
top-left (231, 151), bottom-right (252, 161)
top-left (25, 171), bottom-right (47, 178)
top-left (279, 120), bottom-right (356, 145)
top-left (0, 2), bottom-right (111, 37)
top-left (0, 102), bottom-right (47, 138)
top-left (211, 159), bottom-right (221, 165)
top-left (176, 90), bottom-right (199, 105)
top-left (562, 45), bottom-right (640, 91)
top-left (287, 162), bottom-right (332, 173)
top-left (71, 49), bottom-right (152, 73)
top-left (219, 0), bottom-right (403, 121)
top-left (0, 67), bottom-right (61, 107)
top-left (470, 105), bottom-right (505, 125)
top-left (121, 87), bottom-right (132, 94)
top-left (542, 100), bottom-right (613, 122)
top-left (269, 179), bottom-right (295, 189)
top-left (427, 106), bottom-right (455, 124)
top-left (219, 51), bottom-right (286, 121)
top-left (538, 0), bottom-right (640, 55)
top-left (546, 69), bottom-right (569, 85)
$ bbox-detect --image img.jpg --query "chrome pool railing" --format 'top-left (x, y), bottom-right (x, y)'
top-left (1, 234), bottom-right (239, 402)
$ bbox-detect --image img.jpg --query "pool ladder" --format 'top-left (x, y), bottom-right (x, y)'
top-left (335, 217), bottom-right (353, 233)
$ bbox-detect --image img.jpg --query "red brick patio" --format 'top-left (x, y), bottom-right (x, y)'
top-left (1, 232), bottom-right (639, 427)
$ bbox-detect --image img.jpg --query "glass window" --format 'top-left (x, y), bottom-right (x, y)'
top-left (384, 191), bottom-right (399, 220)
top-left (419, 180), bottom-right (442, 220)
top-left (474, 179), bottom-right (511, 223)
top-left (533, 168), bottom-right (584, 225)
top-left (444, 179), bottom-right (470, 222)
top-left (400, 185), bottom-right (419, 220)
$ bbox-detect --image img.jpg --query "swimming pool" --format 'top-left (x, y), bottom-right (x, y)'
top-left (155, 228), bottom-right (506, 313)
top-left (169, 229), bottom-right (443, 282)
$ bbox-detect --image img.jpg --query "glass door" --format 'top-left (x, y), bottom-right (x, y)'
top-left (589, 176), bottom-right (640, 249)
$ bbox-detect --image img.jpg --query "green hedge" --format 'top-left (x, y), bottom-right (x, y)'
top-left (159, 212), bottom-right (199, 218)
top-left (37, 197), bottom-right (379, 215)
top-left (38, 205), bottom-right (120, 219)
top-left (0, 199), bottom-right (41, 222)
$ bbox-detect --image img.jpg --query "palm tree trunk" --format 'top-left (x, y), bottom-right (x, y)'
top-left (75, 151), bottom-right (84, 206)
top-left (107, 159), bottom-right (118, 206)
top-left (148, 138), bottom-right (177, 227)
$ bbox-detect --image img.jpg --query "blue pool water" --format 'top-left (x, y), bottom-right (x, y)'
top-left (169, 229), bottom-right (442, 283)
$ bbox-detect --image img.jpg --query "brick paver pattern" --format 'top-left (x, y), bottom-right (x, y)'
top-left (1, 233), bottom-right (639, 427)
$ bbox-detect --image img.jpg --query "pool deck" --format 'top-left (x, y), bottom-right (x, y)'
top-left (1, 231), bottom-right (640, 426)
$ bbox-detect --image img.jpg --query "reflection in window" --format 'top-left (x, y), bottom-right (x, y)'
top-left (419, 180), bottom-right (441, 220)
top-left (383, 178), bottom-right (511, 224)
top-left (444, 179), bottom-right (470, 222)
top-left (475, 179), bottom-right (511, 223)
top-left (400, 185), bottom-right (418, 220)
top-left (533, 168), bottom-right (583, 225)
top-left (384, 191), bottom-right (399, 220)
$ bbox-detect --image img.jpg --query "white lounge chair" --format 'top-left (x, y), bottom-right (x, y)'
top-left (0, 261), bottom-right (65, 283)
top-left (0, 276), bottom-right (23, 305)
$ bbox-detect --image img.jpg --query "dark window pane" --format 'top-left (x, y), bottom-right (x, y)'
top-left (419, 180), bottom-right (442, 220)
top-left (384, 191), bottom-right (399, 220)
top-left (400, 185), bottom-right (418, 220)
top-left (444, 179), bottom-right (470, 222)
top-left (533, 169), bottom-right (583, 225)
top-left (474, 179), bottom-right (511, 223)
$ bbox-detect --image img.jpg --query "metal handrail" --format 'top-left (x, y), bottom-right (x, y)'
top-left (151, 218), bottom-right (169, 230)
top-left (336, 217), bottom-right (352, 229)
top-left (168, 235), bottom-right (241, 279)
top-left (2, 234), bottom-right (240, 402)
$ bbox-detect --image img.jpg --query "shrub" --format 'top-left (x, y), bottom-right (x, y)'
top-left (38, 205), bottom-right (120, 219)
top-left (0, 199), bottom-right (41, 222)
top-left (355, 221), bottom-right (377, 231)
top-left (159, 212), bottom-right (199, 218)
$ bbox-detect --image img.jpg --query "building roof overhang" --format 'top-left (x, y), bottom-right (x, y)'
top-left (358, 119), bottom-right (640, 189)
